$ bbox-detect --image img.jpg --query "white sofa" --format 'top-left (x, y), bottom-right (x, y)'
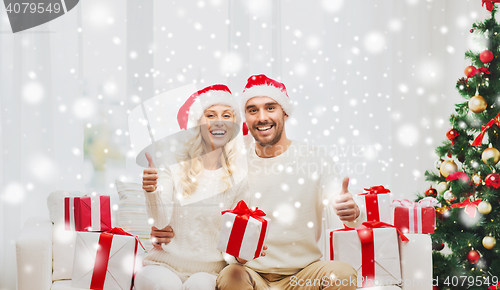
top-left (16, 187), bottom-right (433, 290)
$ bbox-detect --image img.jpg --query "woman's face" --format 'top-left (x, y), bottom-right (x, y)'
top-left (199, 105), bottom-right (236, 151)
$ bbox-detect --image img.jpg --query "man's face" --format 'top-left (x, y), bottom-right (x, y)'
top-left (245, 96), bottom-right (288, 146)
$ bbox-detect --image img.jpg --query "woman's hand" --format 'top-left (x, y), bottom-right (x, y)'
top-left (143, 152), bottom-right (158, 192)
top-left (150, 225), bottom-right (174, 249)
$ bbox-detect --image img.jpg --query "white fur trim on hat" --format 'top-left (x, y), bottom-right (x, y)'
top-left (187, 90), bottom-right (242, 129)
top-left (240, 85), bottom-right (293, 117)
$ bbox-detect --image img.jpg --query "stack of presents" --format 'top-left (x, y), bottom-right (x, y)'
top-left (63, 186), bottom-right (436, 289)
top-left (328, 186), bottom-right (438, 288)
top-left (64, 195), bottom-right (144, 290)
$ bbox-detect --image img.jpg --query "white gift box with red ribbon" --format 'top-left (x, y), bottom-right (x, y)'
top-left (355, 185), bottom-right (392, 224)
top-left (391, 197), bottom-right (440, 234)
top-left (71, 228), bottom-right (144, 290)
top-left (217, 200), bottom-right (269, 261)
top-left (329, 221), bottom-right (408, 288)
top-left (64, 195), bottom-right (112, 232)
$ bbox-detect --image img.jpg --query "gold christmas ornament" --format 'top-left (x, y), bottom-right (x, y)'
top-left (440, 160), bottom-right (458, 177)
top-left (482, 236), bottom-right (496, 249)
top-left (482, 147), bottom-right (500, 165)
top-left (469, 95), bottom-right (487, 113)
top-left (436, 181), bottom-right (449, 194)
top-left (478, 201), bottom-right (492, 214)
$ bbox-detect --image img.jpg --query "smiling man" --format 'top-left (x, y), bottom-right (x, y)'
top-left (215, 74), bottom-right (362, 290)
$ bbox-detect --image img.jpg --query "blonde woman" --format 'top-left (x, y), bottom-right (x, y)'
top-left (135, 85), bottom-right (249, 290)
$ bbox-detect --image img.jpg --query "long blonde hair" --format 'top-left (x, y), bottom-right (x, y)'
top-left (176, 116), bottom-right (240, 197)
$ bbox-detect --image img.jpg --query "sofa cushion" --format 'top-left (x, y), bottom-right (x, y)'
top-left (115, 180), bottom-right (153, 251)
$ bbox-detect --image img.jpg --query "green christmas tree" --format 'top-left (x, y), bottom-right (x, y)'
top-left (417, 3), bottom-right (500, 290)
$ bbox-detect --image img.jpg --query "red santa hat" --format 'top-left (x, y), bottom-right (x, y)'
top-left (240, 74), bottom-right (294, 118)
top-left (177, 84), bottom-right (241, 130)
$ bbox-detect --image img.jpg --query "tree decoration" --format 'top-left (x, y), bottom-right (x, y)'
top-left (440, 160), bottom-right (458, 178)
top-left (481, 147), bottom-right (500, 165)
top-left (478, 200), bottom-right (492, 214)
top-left (469, 95), bottom-right (488, 113)
top-left (483, 236), bottom-right (496, 249)
top-left (472, 113), bottom-right (500, 146)
top-left (436, 181), bottom-right (449, 194)
top-left (482, 0), bottom-right (500, 12)
top-left (465, 65), bottom-right (476, 78)
top-left (485, 173), bottom-right (500, 188)
top-left (480, 49), bottom-right (494, 63)
top-left (467, 250), bottom-right (480, 264)
top-left (446, 129), bottom-right (460, 145)
top-left (425, 186), bottom-right (438, 197)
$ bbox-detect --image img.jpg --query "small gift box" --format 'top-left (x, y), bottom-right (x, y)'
top-left (217, 200), bottom-right (269, 261)
top-left (391, 197), bottom-right (440, 234)
top-left (64, 195), bottom-right (112, 232)
top-left (329, 221), bottom-right (408, 288)
top-left (71, 228), bottom-right (144, 290)
top-left (355, 186), bottom-right (392, 224)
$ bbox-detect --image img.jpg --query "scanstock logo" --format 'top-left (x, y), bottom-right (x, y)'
top-left (4, 0), bottom-right (80, 33)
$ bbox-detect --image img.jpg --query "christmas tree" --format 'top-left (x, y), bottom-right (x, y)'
top-left (418, 2), bottom-right (500, 290)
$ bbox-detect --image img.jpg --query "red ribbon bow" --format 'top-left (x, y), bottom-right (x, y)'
top-left (103, 227), bottom-right (146, 250)
top-left (360, 185), bottom-right (391, 195)
top-left (222, 200), bottom-right (266, 217)
top-left (450, 199), bottom-right (482, 218)
top-left (489, 282), bottom-right (499, 290)
top-left (483, 0), bottom-right (500, 12)
top-left (466, 66), bottom-right (491, 80)
top-left (472, 113), bottom-right (500, 146)
top-left (446, 171), bottom-right (471, 183)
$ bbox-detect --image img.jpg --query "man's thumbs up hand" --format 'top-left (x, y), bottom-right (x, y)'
top-left (334, 177), bottom-right (360, 222)
top-left (143, 152), bottom-right (158, 192)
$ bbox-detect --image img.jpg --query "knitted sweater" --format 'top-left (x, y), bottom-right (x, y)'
top-left (244, 140), bottom-right (362, 275)
top-left (143, 157), bottom-right (249, 282)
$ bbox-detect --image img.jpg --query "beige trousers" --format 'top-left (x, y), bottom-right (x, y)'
top-left (216, 261), bottom-right (358, 290)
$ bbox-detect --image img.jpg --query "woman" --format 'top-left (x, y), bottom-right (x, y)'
top-left (135, 85), bottom-right (249, 290)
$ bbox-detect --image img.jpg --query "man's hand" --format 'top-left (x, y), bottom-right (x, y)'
top-left (143, 152), bottom-right (158, 192)
top-left (235, 245), bottom-right (268, 264)
top-left (334, 177), bottom-right (360, 222)
top-left (150, 225), bottom-right (174, 249)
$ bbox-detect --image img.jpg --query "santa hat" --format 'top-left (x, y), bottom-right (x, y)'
top-left (177, 84), bottom-right (241, 130)
top-left (240, 74), bottom-right (293, 118)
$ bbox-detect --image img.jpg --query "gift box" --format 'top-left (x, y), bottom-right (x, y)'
top-left (391, 197), bottom-right (440, 234)
top-left (355, 185), bottom-right (392, 223)
top-left (329, 221), bottom-right (408, 287)
top-left (399, 233), bottom-right (433, 290)
top-left (65, 195), bottom-right (112, 231)
top-left (217, 200), bottom-right (269, 261)
top-left (71, 228), bottom-right (144, 290)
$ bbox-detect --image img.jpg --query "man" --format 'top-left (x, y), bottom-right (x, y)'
top-left (152, 75), bottom-right (362, 290)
